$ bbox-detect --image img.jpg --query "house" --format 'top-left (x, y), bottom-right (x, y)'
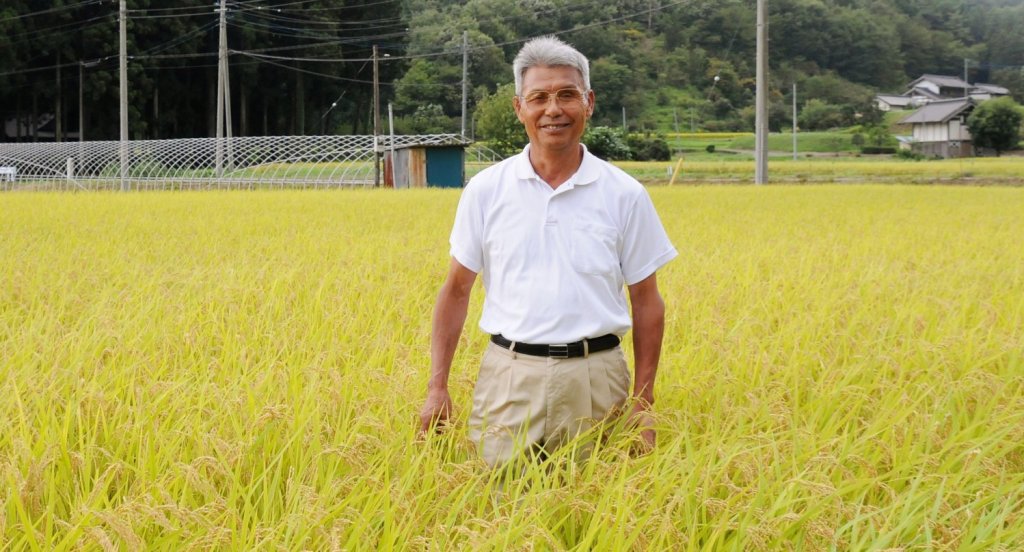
top-left (970, 83), bottom-right (1010, 101)
top-left (874, 75), bottom-right (962, 112)
top-left (906, 74), bottom-right (972, 99)
top-left (899, 98), bottom-right (975, 158)
top-left (875, 94), bottom-right (913, 112)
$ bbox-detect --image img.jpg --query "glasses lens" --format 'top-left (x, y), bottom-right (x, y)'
top-left (556, 89), bottom-right (583, 103)
top-left (525, 91), bottom-right (551, 106)
top-left (523, 88), bottom-right (584, 107)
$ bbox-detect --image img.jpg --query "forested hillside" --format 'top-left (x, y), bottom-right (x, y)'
top-left (2, 0), bottom-right (1022, 141)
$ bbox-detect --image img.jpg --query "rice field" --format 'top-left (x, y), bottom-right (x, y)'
top-left (226, 157), bottom-right (1023, 186)
top-left (2, 186), bottom-right (1023, 550)
top-left (614, 157), bottom-right (1024, 185)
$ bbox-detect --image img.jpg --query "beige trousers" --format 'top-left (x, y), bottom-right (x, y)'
top-left (468, 342), bottom-right (631, 467)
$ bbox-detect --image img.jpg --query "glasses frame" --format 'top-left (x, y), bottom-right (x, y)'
top-left (517, 87), bottom-right (590, 110)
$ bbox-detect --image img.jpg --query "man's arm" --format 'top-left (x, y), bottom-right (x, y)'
top-left (627, 272), bottom-right (666, 449)
top-left (418, 258), bottom-right (478, 435)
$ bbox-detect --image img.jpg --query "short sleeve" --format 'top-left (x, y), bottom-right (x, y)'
top-left (449, 182), bottom-right (484, 273)
top-left (620, 189), bottom-right (677, 285)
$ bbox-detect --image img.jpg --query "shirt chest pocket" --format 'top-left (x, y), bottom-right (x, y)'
top-left (569, 221), bottom-right (620, 276)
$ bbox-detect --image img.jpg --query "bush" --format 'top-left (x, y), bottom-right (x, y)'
top-left (896, 149), bottom-right (925, 161)
top-left (583, 126), bottom-right (631, 160)
top-left (860, 146), bottom-right (897, 154)
top-left (626, 134), bottom-right (671, 161)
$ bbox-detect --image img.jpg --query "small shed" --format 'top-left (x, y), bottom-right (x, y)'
top-left (385, 142), bottom-right (468, 189)
top-left (900, 98), bottom-right (976, 158)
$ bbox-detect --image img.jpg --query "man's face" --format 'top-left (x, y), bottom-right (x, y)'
top-left (513, 65), bottom-right (595, 155)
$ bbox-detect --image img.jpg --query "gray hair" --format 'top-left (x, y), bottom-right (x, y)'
top-left (512, 36), bottom-right (591, 96)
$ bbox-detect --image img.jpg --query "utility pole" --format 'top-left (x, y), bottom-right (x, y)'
top-left (119, 0), bottom-right (128, 191)
top-left (216, 0), bottom-right (227, 177)
top-left (373, 45), bottom-right (381, 187)
top-left (224, 29), bottom-right (233, 169)
top-left (622, 106), bottom-right (627, 132)
top-left (792, 82), bottom-right (797, 160)
top-left (388, 102), bottom-right (395, 183)
top-left (673, 108), bottom-right (679, 133)
top-left (461, 31), bottom-right (468, 138)
top-left (754, 0), bottom-right (769, 185)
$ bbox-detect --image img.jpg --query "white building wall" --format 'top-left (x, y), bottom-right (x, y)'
top-left (914, 123), bottom-right (949, 142)
top-left (918, 81), bottom-right (940, 96)
top-left (949, 119), bottom-right (972, 141)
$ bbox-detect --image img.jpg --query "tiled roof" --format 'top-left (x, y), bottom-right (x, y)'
top-left (908, 74), bottom-right (971, 89)
top-left (877, 94), bottom-right (912, 106)
top-left (899, 98), bottom-right (974, 124)
top-left (906, 86), bottom-right (942, 99)
top-left (972, 83), bottom-right (1010, 95)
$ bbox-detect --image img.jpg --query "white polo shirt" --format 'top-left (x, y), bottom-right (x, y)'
top-left (450, 145), bottom-right (677, 344)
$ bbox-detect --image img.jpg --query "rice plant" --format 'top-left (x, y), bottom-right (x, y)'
top-left (1, 186), bottom-right (1022, 550)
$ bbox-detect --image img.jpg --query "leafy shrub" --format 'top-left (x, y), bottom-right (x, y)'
top-left (896, 149), bottom-right (925, 161)
top-left (583, 126), bottom-right (631, 160)
top-left (627, 134), bottom-right (671, 161)
top-left (860, 146), bottom-right (897, 154)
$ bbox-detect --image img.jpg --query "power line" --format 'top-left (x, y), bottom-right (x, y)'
top-left (229, 0), bottom-right (692, 65)
top-left (233, 5), bottom-right (405, 27)
top-left (2, 13), bottom-right (115, 45)
top-left (230, 0), bottom-right (401, 12)
top-left (0, 0), bottom-right (106, 24)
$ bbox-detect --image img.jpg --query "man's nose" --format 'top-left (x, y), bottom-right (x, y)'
top-left (542, 96), bottom-right (564, 115)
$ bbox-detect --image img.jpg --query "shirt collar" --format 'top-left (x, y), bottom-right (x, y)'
top-left (514, 143), bottom-right (600, 187)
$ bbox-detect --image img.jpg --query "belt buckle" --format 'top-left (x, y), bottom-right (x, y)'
top-left (549, 344), bottom-right (569, 359)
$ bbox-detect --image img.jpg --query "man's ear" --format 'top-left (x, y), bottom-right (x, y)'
top-left (513, 95), bottom-right (526, 123)
top-left (586, 90), bottom-right (596, 119)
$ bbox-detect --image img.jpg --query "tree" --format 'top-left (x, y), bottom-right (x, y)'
top-left (967, 97), bottom-right (1023, 156)
top-left (474, 83), bottom-right (525, 154)
top-left (799, 99), bottom-right (847, 130)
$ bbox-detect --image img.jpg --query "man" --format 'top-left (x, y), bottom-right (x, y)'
top-left (418, 36), bottom-right (677, 467)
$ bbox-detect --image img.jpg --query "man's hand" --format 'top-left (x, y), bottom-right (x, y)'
top-left (628, 399), bottom-right (656, 454)
top-left (418, 387), bottom-right (453, 436)
top-left (418, 259), bottom-right (476, 438)
top-left (627, 272), bottom-right (664, 455)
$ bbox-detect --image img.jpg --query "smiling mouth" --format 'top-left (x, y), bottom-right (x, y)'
top-left (541, 123), bottom-right (571, 130)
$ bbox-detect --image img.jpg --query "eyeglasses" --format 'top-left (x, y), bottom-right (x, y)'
top-left (519, 88), bottom-right (587, 109)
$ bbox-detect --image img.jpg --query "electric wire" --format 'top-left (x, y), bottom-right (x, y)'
top-left (0, 0), bottom-right (106, 24)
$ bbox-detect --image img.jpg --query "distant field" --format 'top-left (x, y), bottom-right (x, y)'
top-left (2, 187), bottom-right (1023, 549)
top-left (611, 157), bottom-right (1024, 185)
top-left (725, 132), bottom-right (863, 153)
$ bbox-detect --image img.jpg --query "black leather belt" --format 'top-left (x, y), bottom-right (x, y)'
top-left (490, 334), bottom-right (620, 359)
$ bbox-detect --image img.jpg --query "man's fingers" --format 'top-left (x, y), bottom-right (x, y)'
top-left (418, 404), bottom-right (451, 436)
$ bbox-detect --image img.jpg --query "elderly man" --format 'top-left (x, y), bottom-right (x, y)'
top-left (418, 36), bottom-right (676, 466)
